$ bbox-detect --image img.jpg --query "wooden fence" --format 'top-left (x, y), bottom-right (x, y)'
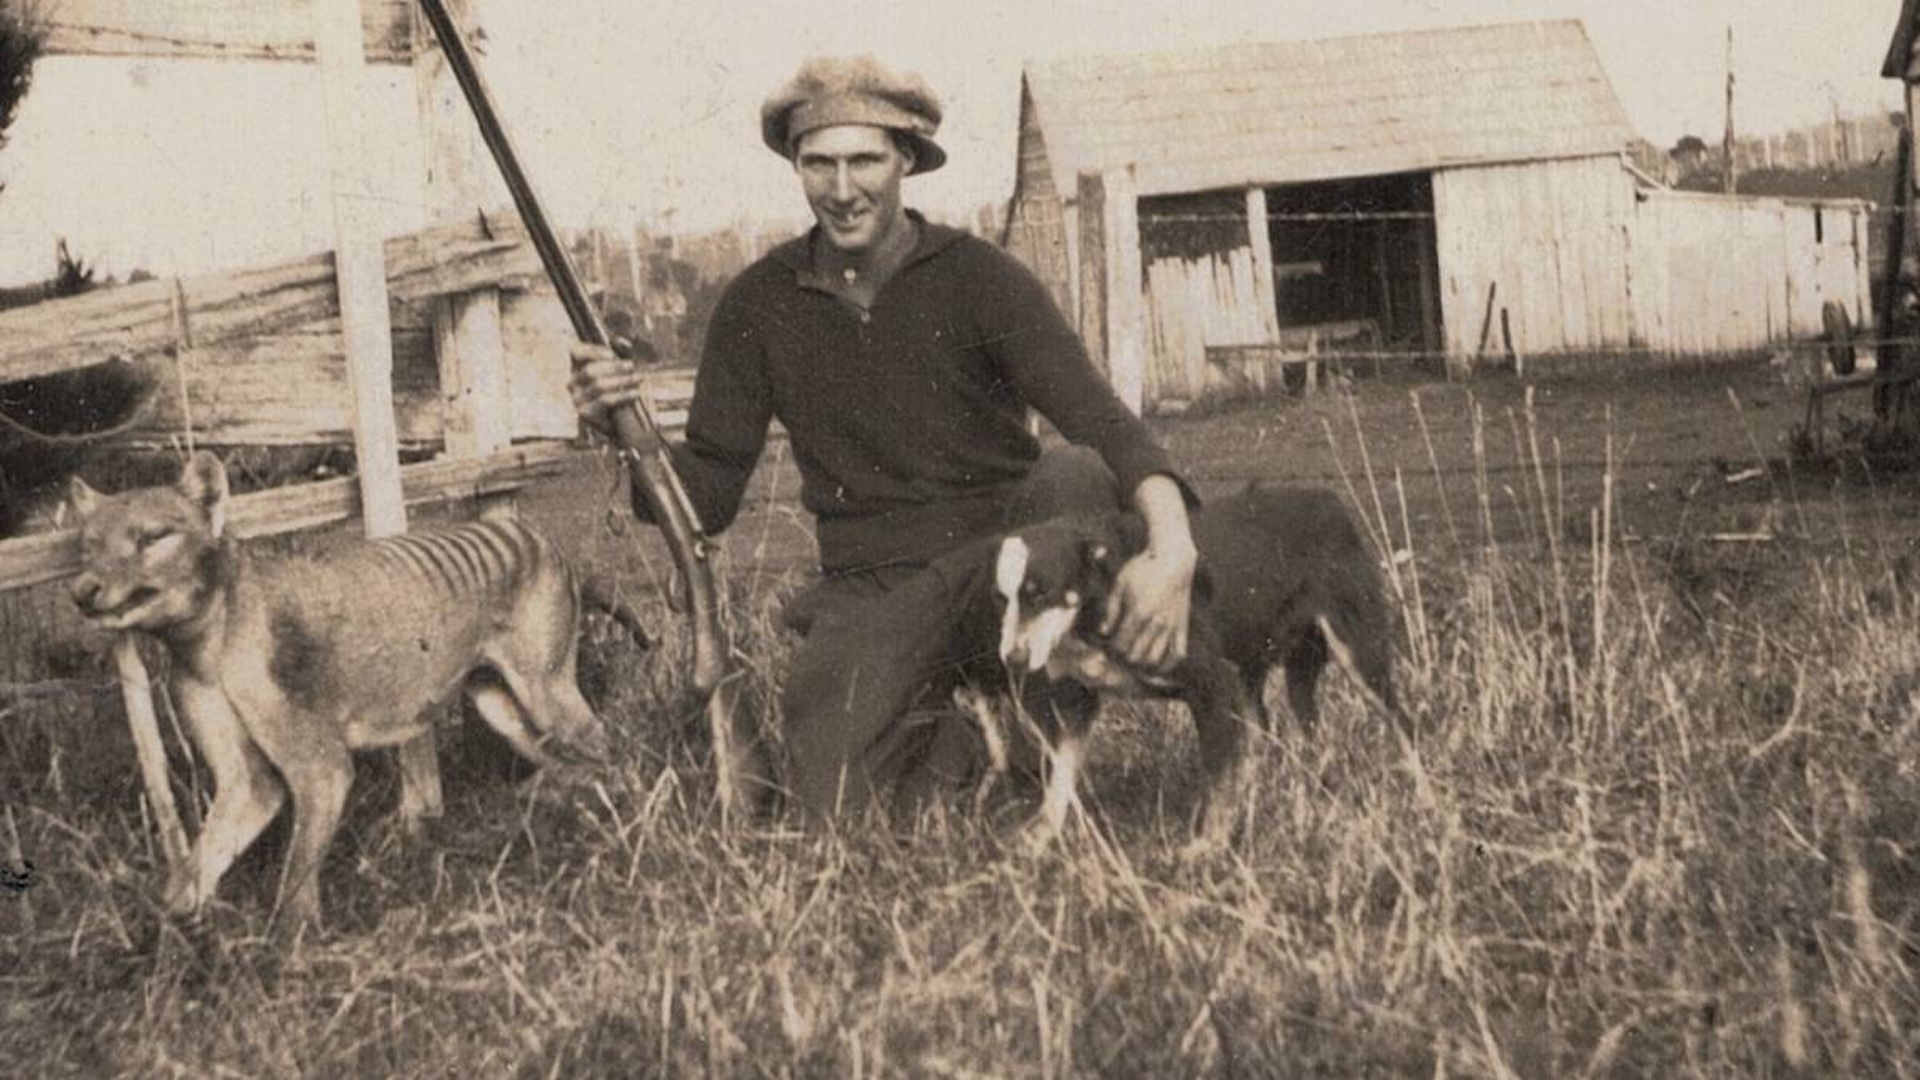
top-left (0, 0), bottom-right (619, 690)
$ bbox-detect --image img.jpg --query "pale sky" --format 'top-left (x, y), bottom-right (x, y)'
top-left (0, 0), bottom-right (1905, 285)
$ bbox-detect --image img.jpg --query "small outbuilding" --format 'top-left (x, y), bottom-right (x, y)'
top-left (1006, 20), bottom-right (1873, 409)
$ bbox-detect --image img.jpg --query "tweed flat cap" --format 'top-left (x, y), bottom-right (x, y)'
top-left (760, 55), bottom-right (946, 175)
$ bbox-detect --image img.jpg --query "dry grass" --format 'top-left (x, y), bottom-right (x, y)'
top-left (3, 370), bottom-right (1918, 1078)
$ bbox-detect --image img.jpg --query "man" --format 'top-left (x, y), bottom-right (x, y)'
top-left (570, 55), bottom-right (1198, 819)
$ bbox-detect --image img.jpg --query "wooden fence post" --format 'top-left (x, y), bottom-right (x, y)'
top-left (412, 0), bottom-right (514, 517)
top-left (316, 0), bottom-right (441, 819)
top-left (313, 0), bottom-right (408, 538)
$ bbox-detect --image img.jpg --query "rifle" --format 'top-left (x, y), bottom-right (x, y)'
top-left (414, 0), bottom-right (750, 816)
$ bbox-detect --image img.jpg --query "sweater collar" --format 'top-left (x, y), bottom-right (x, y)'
top-left (769, 209), bottom-right (968, 287)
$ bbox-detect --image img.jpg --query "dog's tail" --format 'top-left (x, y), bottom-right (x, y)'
top-left (1313, 562), bottom-right (1410, 734)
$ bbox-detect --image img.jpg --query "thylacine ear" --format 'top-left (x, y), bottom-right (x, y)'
top-left (177, 450), bottom-right (231, 538)
top-left (67, 475), bottom-right (103, 523)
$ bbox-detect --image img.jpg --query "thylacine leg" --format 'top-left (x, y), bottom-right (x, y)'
top-left (171, 678), bottom-right (286, 915)
top-left (269, 740), bottom-right (353, 938)
top-left (394, 732), bottom-right (443, 835)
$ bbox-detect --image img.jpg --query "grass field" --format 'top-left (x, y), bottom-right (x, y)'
top-left (3, 358), bottom-right (1918, 1077)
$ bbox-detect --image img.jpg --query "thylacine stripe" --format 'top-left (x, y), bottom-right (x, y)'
top-left (423, 531), bottom-right (475, 593)
top-left (441, 529), bottom-right (486, 592)
top-left (401, 533), bottom-right (460, 589)
top-left (469, 520), bottom-right (512, 581)
top-left (484, 518), bottom-right (531, 569)
top-left (382, 534), bottom-right (438, 580)
top-left (484, 519), bottom-right (534, 585)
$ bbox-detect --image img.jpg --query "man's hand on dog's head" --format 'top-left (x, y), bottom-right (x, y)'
top-left (1101, 541), bottom-right (1197, 674)
top-left (568, 342), bottom-right (651, 441)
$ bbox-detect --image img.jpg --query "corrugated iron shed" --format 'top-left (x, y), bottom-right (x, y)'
top-left (1024, 19), bottom-right (1636, 199)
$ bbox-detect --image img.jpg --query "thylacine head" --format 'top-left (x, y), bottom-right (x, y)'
top-left (67, 450), bottom-right (233, 637)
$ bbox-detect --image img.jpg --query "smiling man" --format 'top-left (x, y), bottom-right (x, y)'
top-left (570, 55), bottom-right (1199, 820)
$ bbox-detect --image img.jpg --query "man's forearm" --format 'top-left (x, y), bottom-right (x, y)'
top-left (1132, 474), bottom-right (1198, 559)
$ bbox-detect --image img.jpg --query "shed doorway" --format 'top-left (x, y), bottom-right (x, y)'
top-left (1263, 172), bottom-right (1442, 355)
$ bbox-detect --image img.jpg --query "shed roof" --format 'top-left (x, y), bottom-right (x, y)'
top-left (1023, 20), bottom-right (1637, 199)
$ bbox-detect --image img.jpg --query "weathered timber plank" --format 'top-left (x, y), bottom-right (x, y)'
top-left (128, 289), bottom-right (579, 448)
top-left (0, 442), bottom-right (577, 593)
top-left (0, 213), bottom-right (544, 385)
top-left (44, 0), bottom-right (412, 64)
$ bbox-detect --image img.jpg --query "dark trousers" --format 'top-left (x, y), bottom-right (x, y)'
top-left (778, 447), bottom-right (1124, 819)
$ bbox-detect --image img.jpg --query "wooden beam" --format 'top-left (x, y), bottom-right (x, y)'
top-left (314, 0), bottom-right (406, 537)
top-left (413, 0), bottom-right (516, 464)
top-left (0, 442), bottom-right (577, 594)
top-left (44, 0), bottom-right (412, 64)
top-left (114, 290), bottom-right (629, 448)
top-left (0, 214), bottom-right (542, 386)
top-left (1246, 186), bottom-right (1279, 342)
top-left (1074, 172), bottom-right (1109, 374)
top-left (1101, 168), bottom-right (1145, 414)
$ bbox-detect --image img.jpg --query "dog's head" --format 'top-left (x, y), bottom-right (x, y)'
top-left (992, 514), bottom-right (1140, 674)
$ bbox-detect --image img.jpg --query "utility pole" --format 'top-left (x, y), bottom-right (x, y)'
top-left (1722, 25), bottom-right (1738, 194)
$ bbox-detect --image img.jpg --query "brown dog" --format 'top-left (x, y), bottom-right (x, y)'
top-left (67, 452), bottom-right (608, 937)
top-left (991, 485), bottom-right (1401, 845)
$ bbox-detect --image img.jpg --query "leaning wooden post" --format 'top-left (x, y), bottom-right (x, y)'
top-left (411, 0), bottom-right (513, 512)
top-left (113, 638), bottom-right (192, 875)
top-left (316, 0), bottom-right (444, 821)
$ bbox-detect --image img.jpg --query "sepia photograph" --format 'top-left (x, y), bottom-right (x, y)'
top-left (1, 0), bottom-right (1916, 1074)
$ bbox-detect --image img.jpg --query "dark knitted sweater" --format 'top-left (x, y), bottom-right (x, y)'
top-left (636, 212), bottom-right (1188, 572)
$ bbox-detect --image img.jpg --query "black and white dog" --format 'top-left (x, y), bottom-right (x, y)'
top-left (987, 485), bottom-right (1402, 844)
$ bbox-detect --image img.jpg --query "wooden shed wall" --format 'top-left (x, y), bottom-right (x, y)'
top-left (1432, 156), bottom-right (1635, 356)
top-left (1434, 157), bottom-right (1872, 358)
top-left (1004, 82), bottom-right (1078, 319)
top-left (1624, 190), bottom-right (1872, 355)
top-left (1139, 189), bottom-right (1274, 403)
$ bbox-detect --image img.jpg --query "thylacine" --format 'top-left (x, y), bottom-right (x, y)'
top-left (67, 451), bottom-right (608, 936)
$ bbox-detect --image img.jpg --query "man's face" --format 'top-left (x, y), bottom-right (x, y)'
top-left (794, 124), bottom-right (913, 255)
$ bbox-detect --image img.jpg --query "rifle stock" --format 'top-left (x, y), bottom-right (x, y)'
top-left (414, 0), bottom-right (747, 815)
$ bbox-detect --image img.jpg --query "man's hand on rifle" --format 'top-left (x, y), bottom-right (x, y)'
top-left (568, 342), bottom-right (649, 442)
